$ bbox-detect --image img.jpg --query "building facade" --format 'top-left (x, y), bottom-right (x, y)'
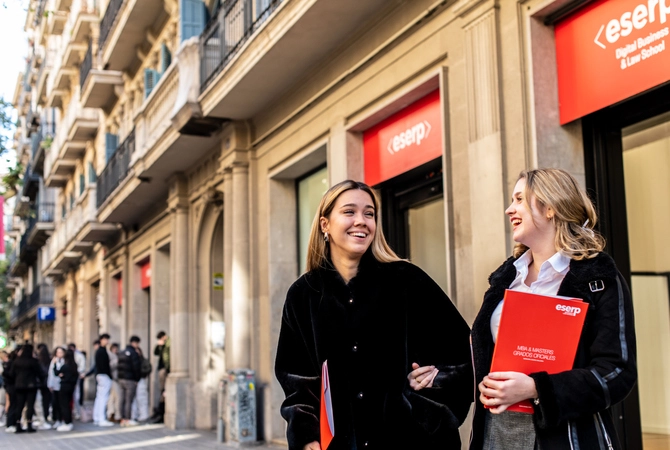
top-left (9, 0), bottom-right (670, 448)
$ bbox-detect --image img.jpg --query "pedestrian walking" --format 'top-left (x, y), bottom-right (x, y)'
top-left (47, 347), bottom-right (65, 429)
top-left (275, 180), bottom-right (473, 450)
top-left (54, 349), bottom-right (79, 432)
top-left (117, 336), bottom-right (141, 427)
top-left (470, 168), bottom-right (638, 450)
top-left (150, 331), bottom-right (169, 423)
top-left (0, 350), bottom-right (9, 427)
top-left (3, 349), bottom-right (17, 433)
top-left (9, 344), bottom-right (44, 433)
top-left (92, 334), bottom-right (114, 427)
top-left (35, 344), bottom-right (52, 429)
top-left (106, 343), bottom-right (120, 422)
top-left (68, 343), bottom-right (86, 420)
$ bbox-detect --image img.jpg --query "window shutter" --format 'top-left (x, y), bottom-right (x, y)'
top-left (180, 0), bottom-right (206, 42)
top-left (79, 173), bottom-right (85, 195)
top-left (161, 43), bottom-right (172, 74)
top-left (105, 133), bottom-right (119, 162)
top-left (88, 161), bottom-right (97, 183)
top-left (144, 68), bottom-right (161, 98)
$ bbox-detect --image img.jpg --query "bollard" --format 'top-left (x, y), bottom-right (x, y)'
top-left (226, 369), bottom-right (257, 444)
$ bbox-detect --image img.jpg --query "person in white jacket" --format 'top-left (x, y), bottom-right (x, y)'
top-left (47, 347), bottom-right (65, 429)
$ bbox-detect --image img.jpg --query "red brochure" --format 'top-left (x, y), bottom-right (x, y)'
top-left (489, 289), bottom-right (587, 413)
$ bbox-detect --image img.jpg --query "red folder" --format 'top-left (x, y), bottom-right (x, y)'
top-left (320, 360), bottom-right (334, 449)
top-left (489, 289), bottom-right (587, 413)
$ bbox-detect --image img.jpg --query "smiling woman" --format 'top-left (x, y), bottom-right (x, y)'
top-left (275, 179), bottom-right (473, 450)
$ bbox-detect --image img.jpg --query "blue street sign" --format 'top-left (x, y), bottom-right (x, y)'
top-left (37, 307), bottom-right (56, 322)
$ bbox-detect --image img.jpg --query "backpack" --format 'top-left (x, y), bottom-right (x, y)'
top-left (140, 357), bottom-right (152, 377)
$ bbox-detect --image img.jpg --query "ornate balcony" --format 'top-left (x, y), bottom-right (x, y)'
top-left (99, 0), bottom-right (166, 71)
top-left (42, 185), bottom-right (116, 278)
top-left (80, 39), bottom-right (123, 110)
top-left (26, 202), bottom-right (56, 248)
top-left (55, 0), bottom-right (73, 12)
top-left (9, 284), bottom-right (55, 327)
top-left (46, 10), bottom-right (68, 35)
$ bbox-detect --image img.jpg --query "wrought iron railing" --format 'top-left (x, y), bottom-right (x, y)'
top-left (34, 0), bottom-right (47, 27)
top-left (99, 0), bottom-right (123, 52)
top-left (80, 39), bottom-right (94, 90)
top-left (26, 202), bottom-right (56, 233)
top-left (200, 0), bottom-right (283, 91)
top-left (10, 284), bottom-right (55, 323)
top-left (97, 129), bottom-right (135, 207)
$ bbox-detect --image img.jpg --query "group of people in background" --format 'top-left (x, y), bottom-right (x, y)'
top-left (0, 330), bottom-right (170, 434)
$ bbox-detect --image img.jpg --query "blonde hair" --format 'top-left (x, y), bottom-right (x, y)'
top-left (514, 168), bottom-right (605, 260)
top-left (306, 180), bottom-right (402, 272)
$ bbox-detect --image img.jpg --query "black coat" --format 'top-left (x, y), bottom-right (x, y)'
top-left (117, 346), bottom-right (141, 382)
top-left (10, 356), bottom-right (44, 390)
top-left (275, 252), bottom-right (473, 450)
top-left (55, 362), bottom-right (79, 391)
top-left (470, 252), bottom-right (637, 450)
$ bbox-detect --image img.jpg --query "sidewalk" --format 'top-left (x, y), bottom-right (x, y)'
top-left (0, 421), bottom-right (287, 449)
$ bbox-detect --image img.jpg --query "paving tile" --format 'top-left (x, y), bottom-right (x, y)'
top-left (0, 421), bottom-right (286, 449)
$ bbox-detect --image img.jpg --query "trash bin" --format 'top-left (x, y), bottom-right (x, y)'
top-left (226, 369), bottom-right (257, 444)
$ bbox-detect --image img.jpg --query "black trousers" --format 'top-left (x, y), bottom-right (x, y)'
top-left (39, 386), bottom-right (51, 420)
top-left (58, 388), bottom-right (74, 425)
top-left (15, 388), bottom-right (37, 428)
top-left (5, 386), bottom-right (18, 427)
top-left (51, 390), bottom-right (62, 422)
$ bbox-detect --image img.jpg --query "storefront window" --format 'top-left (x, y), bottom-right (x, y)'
top-left (297, 167), bottom-right (327, 274)
top-left (622, 111), bottom-right (670, 444)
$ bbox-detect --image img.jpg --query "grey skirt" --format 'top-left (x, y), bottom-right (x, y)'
top-left (482, 409), bottom-right (538, 450)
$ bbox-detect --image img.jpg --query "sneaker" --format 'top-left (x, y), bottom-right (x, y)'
top-left (97, 420), bottom-right (114, 427)
top-left (126, 419), bottom-right (139, 426)
top-left (56, 423), bottom-right (73, 432)
top-left (39, 422), bottom-right (52, 430)
top-left (53, 421), bottom-right (63, 428)
top-left (5, 426), bottom-right (16, 433)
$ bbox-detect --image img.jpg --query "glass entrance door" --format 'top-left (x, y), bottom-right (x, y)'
top-left (622, 113), bottom-right (670, 450)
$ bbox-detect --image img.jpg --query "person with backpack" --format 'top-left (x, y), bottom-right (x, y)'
top-left (117, 336), bottom-right (141, 427)
top-left (131, 343), bottom-right (152, 423)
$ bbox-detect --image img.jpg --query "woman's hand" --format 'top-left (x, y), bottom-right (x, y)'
top-left (478, 371), bottom-right (538, 414)
top-left (408, 362), bottom-right (439, 391)
top-left (303, 441), bottom-right (321, 450)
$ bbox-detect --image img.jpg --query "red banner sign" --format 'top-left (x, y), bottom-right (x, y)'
top-left (364, 90), bottom-right (442, 186)
top-left (555, 0), bottom-right (670, 124)
top-left (141, 262), bottom-right (151, 290)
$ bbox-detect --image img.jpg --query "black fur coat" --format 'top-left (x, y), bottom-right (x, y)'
top-left (275, 251), bottom-right (473, 450)
top-left (470, 252), bottom-right (637, 450)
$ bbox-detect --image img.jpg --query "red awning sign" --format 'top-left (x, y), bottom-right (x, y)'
top-left (555, 0), bottom-right (670, 124)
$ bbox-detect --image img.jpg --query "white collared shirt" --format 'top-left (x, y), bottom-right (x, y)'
top-left (490, 250), bottom-right (571, 343)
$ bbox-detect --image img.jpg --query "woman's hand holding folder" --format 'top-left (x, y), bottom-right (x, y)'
top-left (478, 371), bottom-right (539, 414)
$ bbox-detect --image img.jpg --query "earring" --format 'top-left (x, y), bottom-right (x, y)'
top-left (323, 231), bottom-right (329, 242)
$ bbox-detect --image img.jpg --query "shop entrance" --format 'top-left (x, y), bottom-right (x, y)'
top-left (584, 82), bottom-right (670, 450)
top-left (377, 158), bottom-right (448, 293)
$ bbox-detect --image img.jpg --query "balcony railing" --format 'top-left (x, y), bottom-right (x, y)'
top-left (99, 0), bottom-right (123, 51)
top-left (34, 0), bottom-right (47, 27)
top-left (80, 39), bottom-right (94, 90)
top-left (200, 0), bottom-right (283, 91)
top-left (31, 128), bottom-right (43, 160)
top-left (10, 284), bottom-right (55, 324)
top-left (26, 203), bottom-right (56, 232)
top-left (97, 129), bottom-right (135, 207)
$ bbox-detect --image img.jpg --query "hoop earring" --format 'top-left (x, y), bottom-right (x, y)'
top-left (323, 231), bottom-right (329, 242)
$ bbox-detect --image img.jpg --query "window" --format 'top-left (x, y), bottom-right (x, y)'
top-left (296, 166), bottom-right (328, 274)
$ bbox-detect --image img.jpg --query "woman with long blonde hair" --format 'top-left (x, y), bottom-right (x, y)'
top-left (470, 168), bottom-right (637, 450)
top-left (275, 179), bottom-right (473, 450)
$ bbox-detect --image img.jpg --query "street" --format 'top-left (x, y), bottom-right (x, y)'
top-left (0, 422), bottom-right (286, 449)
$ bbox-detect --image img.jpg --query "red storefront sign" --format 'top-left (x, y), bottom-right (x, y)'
top-left (363, 90), bottom-right (442, 186)
top-left (140, 262), bottom-right (151, 289)
top-left (556, 0), bottom-right (670, 124)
